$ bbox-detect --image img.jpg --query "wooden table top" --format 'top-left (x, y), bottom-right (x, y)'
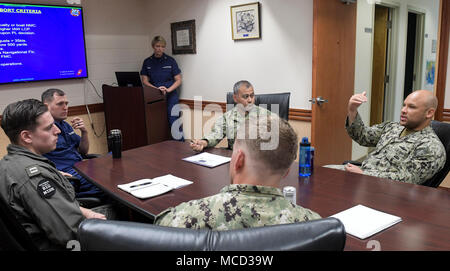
top-left (75, 140), bottom-right (450, 251)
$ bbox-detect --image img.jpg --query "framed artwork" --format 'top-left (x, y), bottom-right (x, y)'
top-left (426, 61), bottom-right (435, 86)
top-left (170, 20), bottom-right (196, 54)
top-left (230, 2), bottom-right (261, 40)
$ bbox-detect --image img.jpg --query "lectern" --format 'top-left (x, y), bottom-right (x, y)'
top-left (102, 85), bottom-right (170, 151)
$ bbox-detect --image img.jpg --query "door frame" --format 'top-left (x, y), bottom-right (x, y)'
top-left (435, 0), bottom-right (449, 121)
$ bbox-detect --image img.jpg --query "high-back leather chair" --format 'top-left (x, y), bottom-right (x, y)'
top-left (78, 218), bottom-right (346, 251)
top-left (422, 120), bottom-right (450, 187)
top-left (0, 197), bottom-right (38, 251)
top-left (226, 92), bottom-right (291, 120)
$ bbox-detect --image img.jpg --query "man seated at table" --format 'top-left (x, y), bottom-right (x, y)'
top-left (0, 99), bottom-right (105, 250)
top-left (327, 89), bottom-right (445, 185)
top-left (190, 80), bottom-right (272, 151)
top-left (155, 115), bottom-right (321, 229)
top-left (41, 88), bottom-right (105, 200)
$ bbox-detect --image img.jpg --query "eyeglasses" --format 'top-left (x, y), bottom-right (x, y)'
top-left (241, 93), bottom-right (255, 99)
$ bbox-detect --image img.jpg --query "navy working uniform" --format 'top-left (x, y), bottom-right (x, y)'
top-left (140, 53), bottom-right (183, 140)
top-left (155, 184), bottom-right (321, 230)
top-left (43, 120), bottom-right (104, 199)
top-left (345, 113), bottom-right (446, 184)
top-left (0, 144), bottom-right (84, 250)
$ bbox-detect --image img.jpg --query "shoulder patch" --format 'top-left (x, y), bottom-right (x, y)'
top-left (37, 179), bottom-right (56, 199)
top-left (26, 165), bottom-right (41, 177)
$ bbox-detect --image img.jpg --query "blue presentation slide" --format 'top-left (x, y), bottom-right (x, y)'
top-left (0, 3), bottom-right (88, 84)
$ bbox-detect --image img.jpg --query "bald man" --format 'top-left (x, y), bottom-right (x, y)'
top-left (332, 90), bottom-right (445, 185)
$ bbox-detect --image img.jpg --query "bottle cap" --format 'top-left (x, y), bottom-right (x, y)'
top-left (300, 137), bottom-right (310, 146)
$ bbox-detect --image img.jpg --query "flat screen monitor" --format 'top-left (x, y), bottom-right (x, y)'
top-left (0, 2), bottom-right (88, 84)
top-left (115, 72), bottom-right (142, 87)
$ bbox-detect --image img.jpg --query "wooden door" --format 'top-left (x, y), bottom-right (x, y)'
top-left (370, 5), bottom-right (389, 126)
top-left (312, 0), bottom-right (356, 166)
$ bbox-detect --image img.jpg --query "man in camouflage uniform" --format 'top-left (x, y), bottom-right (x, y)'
top-left (156, 115), bottom-right (321, 229)
top-left (0, 99), bottom-right (105, 250)
top-left (190, 80), bottom-right (271, 151)
top-left (327, 90), bottom-right (445, 185)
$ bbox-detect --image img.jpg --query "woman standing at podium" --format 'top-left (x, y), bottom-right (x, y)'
top-left (140, 35), bottom-right (184, 141)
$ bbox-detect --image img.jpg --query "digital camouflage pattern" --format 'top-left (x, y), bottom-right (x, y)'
top-left (345, 113), bottom-right (446, 184)
top-left (203, 105), bottom-right (271, 149)
top-left (155, 184), bottom-right (321, 230)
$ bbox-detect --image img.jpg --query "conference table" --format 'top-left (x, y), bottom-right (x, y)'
top-left (74, 140), bottom-right (450, 251)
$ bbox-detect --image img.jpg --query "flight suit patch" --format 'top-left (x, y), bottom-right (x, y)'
top-left (37, 179), bottom-right (56, 199)
top-left (26, 165), bottom-right (41, 177)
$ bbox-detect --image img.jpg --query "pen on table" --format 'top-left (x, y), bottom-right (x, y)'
top-left (130, 182), bottom-right (153, 188)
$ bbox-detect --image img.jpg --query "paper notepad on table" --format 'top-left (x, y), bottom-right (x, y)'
top-left (330, 204), bottom-right (402, 240)
top-left (117, 174), bottom-right (192, 199)
top-left (182, 152), bottom-right (231, 168)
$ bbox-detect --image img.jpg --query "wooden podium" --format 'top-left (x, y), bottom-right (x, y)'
top-left (102, 84), bottom-right (170, 151)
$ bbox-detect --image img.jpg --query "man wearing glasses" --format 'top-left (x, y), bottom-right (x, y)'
top-left (190, 80), bottom-right (272, 151)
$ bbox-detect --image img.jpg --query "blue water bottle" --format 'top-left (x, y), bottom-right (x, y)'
top-left (299, 137), bottom-right (311, 177)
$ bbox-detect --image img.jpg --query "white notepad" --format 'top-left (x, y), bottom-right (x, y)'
top-left (117, 174), bottom-right (193, 199)
top-left (182, 152), bottom-right (231, 168)
top-left (330, 204), bottom-right (402, 239)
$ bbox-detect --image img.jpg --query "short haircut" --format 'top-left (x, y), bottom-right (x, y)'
top-left (235, 115), bottom-right (298, 174)
top-left (233, 80), bottom-right (253, 95)
top-left (151, 35), bottom-right (166, 47)
top-left (1, 99), bottom-right (49, 144)
top-left (427, 95), bottom-right (438, 110)
top-left (41, 88), bottom-right (65, 103)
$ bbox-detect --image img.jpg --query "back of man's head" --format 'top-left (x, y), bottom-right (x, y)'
top-left (41, 88), bottom-right (65, 103)
top-left (235, 115), bottom-right (298, 177)
top-left (1, 99), bottom-right (49, 144)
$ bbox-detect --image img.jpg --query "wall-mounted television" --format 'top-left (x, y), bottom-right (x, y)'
top-left (0, 2), bottom-right (88, 84)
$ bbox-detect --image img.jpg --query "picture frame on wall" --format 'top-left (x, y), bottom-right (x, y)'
top-left (230, 2), bottom-right (261, 40)
top-left (170, 20), bottom-right (196, 54)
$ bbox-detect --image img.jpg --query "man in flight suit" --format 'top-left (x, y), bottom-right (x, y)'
top-left (0, 99), bottom-right (105, 250)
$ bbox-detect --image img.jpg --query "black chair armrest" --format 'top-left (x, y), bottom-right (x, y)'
top-left (343, 160), bottom-right (362, 166)
top-left (65, 177), bottom-right (103, 208)
top-left (77, 198), bottom-right (103, 209)
top-left (82, 153), bottom-right (101, 159)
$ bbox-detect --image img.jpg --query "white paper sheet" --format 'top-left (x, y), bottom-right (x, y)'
top-left (331, 204), bottom-right (402, 239)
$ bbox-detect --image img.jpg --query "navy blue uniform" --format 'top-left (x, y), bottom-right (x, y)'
top-left (43, 120), bottom-right (105, 199)
top-left (140, 53), bottom-right (184, 140)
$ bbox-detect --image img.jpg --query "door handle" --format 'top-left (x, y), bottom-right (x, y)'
top-left (309, 96), bottom-right (329, 106)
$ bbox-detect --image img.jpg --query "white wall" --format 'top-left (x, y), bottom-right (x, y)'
top-left (0, 0), bottom-right (313, 111)
top-left (142, 0), bottom-right (313, 109)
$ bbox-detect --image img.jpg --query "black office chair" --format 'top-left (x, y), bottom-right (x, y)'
top-left (422, 120), bottom-right (450, 187)
top-left (0, 197), bottom-right (38, 251)
top-left (344, 120), bottom-right (450, 188)
top-left (66, 153), bottom-right (104, 208)
top-left (78, 217), bottom-right (346, 251)
top-left (226, 92), bottom-right (291, 120)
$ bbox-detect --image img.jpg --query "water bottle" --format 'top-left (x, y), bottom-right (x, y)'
top-left (108, 129), bottom-right (122, 159)
top-left (299, 137), bottom-right (311, 177)
top-left (310, 146), bottom-right (315, 174)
